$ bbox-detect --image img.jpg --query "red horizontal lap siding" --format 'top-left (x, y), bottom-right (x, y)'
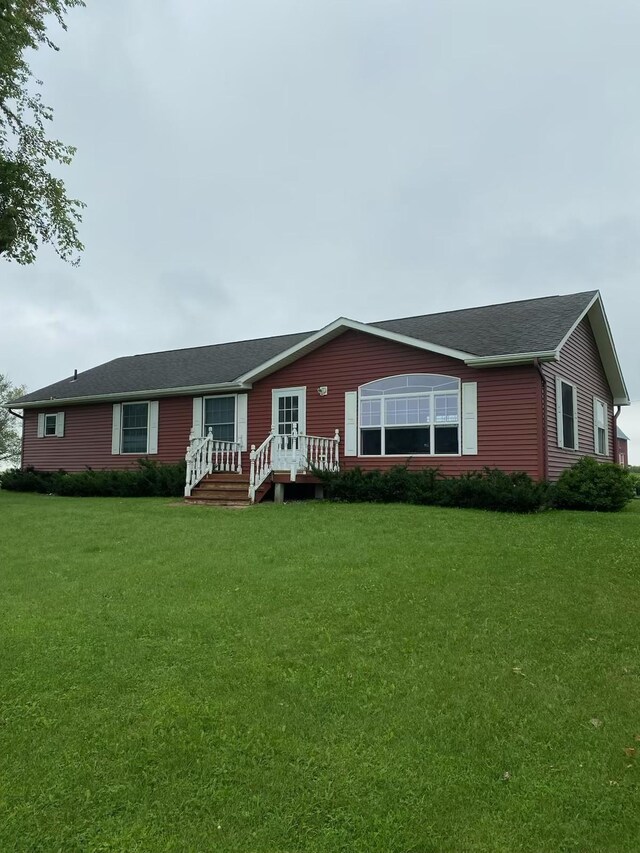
top-left (248, 330), bottom-right (543, 479)
top-left (542, 317), bottom-right (614, 480)
top-left (22, 397), bottom-right (193, 472)
top-left (617, 438), bottom-right (628, 467)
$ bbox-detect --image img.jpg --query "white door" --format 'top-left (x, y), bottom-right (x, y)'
top-left (272, 387), bottom-right (306, 470)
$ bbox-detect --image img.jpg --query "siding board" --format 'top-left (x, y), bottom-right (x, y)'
top-left (248, 330), bottom-right (543, 478)
top-left (22, 330), bottom-right (545, 479)
top-left (22, 397), bottom-right (192, 472)
top-left (542, 316), bottom-right (614, 480)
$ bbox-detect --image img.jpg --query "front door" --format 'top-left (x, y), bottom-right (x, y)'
top-left (272, 387), bottom-right (306, 470)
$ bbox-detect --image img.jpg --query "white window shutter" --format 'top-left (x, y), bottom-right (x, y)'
top-left (148, 401), bottom-right (159, 454)
top-left (112, 404), bottom-right (122, 454)
top-left (55, 412), bottom-right (65, 438)
top-left (236, 394), bottom-right (248, 451)
top-left (603, 402), bottom-right (609, 456)
top-left (192, 397), bottom-right (203, 437)
top-left (556, 377), bottom-right (564, 448)
top-left (592, 397), bottom-right (598, 453)
top-left (573, 386), bottom-right (579, 450)
top-left (37, 413), bottom-right (45, 438)
top-left (461, 382), bottom-right (478, 455)
top-left (344, 391), bottom-right (358, 457)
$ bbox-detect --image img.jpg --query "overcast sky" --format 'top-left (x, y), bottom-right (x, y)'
top-left (2, 0), bottom-right (639, 461)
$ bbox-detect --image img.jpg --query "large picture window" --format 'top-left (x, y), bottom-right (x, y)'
top-left (121, 402), bottom-right (149, 453)
top-left (204, 396), bottom-right (236, 442)
top-left (359, 374), bottom-right (460, 456)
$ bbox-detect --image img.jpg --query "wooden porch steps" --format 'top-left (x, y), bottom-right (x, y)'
top-left (186, 472), bottom-right (269, 507)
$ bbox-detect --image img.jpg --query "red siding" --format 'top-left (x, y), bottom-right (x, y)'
top-left (22, 397), bottom-right (192, 472)
top-left (542, 317), bottom-right (614, 480)
top-left (617, 438), bottom-right (629, 468)
top-left (22, 330), bottom-right (546, 479)
top-left (248, 330), bottom-right (544, 478)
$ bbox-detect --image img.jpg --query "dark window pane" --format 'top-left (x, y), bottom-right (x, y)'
top-left (122, 428), bottom-right (148, 454)
top-left (45, 415), bottom-right (57, 436)
top-left (211, 424), bottom-right (235, 442)
top-left (361, 429), bottom-right (382, 455)
top-left (434, 426), bottom-right (458, 454)
top-left (384, 427), bottom-right (430, 454)
top-left (560, 383), bottom-right (575, 449)
top-left (561, 383), bottom-right (574, 414)
top-left (597, 427), bottom-right (606, 455)
top-left (563, 413), bottom-right (574, 449)
top-left (122, 403), bottom-right (148, 429)
top-left (205, 396), bottom-right (235, 425)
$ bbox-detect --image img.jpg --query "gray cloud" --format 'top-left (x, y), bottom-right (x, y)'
top-left (2, 0), bottom-right (639, 456)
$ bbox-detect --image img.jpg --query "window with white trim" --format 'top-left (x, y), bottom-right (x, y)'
top-left (593, 398), bottom-right (608, 456)
top-left (204, 396), bottom-right (236, 442)
top-left (359, 374), bottom-right (460, 456)
top-left (121, 402), bottom-right (149, 453)
top-left (44, 413), bottom-right (57, 436)
top-left (557, 379), bottom-right (578, 450)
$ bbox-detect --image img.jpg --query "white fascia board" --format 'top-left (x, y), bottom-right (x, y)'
top-left (556, 292), bottom-right (630, 405)
top-left (236, 317), bottom-right (474, 384)
top-left (554, 291), bottom-right (601, 351)
top-left (465, 350), bottom-right (558, 367)
top-left (6, 381), bottom-right (252, 410)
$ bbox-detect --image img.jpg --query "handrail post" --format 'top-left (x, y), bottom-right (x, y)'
top-left (249, 444), bottom-right (256, 502)
top-left (334, 428), bottom-right (340, 471)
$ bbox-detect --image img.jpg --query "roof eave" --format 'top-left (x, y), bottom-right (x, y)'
top-left (4, 381), bottom-right (253, 410)
top-left (556, 292), bottom-right (630, 406)
top-left (236, 317), bottom-right (474, 384)
top-left (464, 350), bottom-right (558, 368)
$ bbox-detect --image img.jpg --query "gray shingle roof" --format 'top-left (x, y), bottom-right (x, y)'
top-left (373, 291), bottom-right (597, 357)
top-left (10, 291), bottom-right (597, 405)
top-left (14, 331), bottom-right (311, 404)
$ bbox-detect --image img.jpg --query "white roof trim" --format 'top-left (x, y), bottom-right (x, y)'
top-left (5, 381), bottom-right (252, 410)
top-left (555, 291), bottom-right (600, 351)
top-left (236, 317), bottom-right (475, 384)
top-left (556, 291), bottom-right (629, 406)
top-left (465, 350), bottom-right (558, 367)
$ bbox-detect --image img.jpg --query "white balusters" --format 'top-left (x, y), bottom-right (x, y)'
top-left (184, 429), bottom-right (243, 496)
top-left (249, 427), bottom-right (276, 502)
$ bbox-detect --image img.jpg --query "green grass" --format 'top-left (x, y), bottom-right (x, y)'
top-left (1, 492), bottom-right (639, 853)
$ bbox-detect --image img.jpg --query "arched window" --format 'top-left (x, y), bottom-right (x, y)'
top-left (359, 374), bottom-right (460, 456)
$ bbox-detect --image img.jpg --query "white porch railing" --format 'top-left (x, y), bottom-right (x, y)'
top-left (184, 428), bottom-right (242, 496)
top-left (248, 428), bottom-right (276, 503)
top-left (298, 430), bottom-right (341, 475)
top-left (249, 426), bottom-right (340, 503)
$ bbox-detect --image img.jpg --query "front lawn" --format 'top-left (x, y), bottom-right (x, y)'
top-left (1, 492), bottom-right (639, 852)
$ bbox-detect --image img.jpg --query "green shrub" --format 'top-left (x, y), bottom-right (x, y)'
top-left (319, 465), bottom-right (546, 514)
top-left (438, 469), bottom-right (549, 514)
top-left (552, 457), bottom-right (634, 512)
top-left (0, 460), bottom-right (186, 498)
top-left (628, 471), bottom-right (640, 498)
